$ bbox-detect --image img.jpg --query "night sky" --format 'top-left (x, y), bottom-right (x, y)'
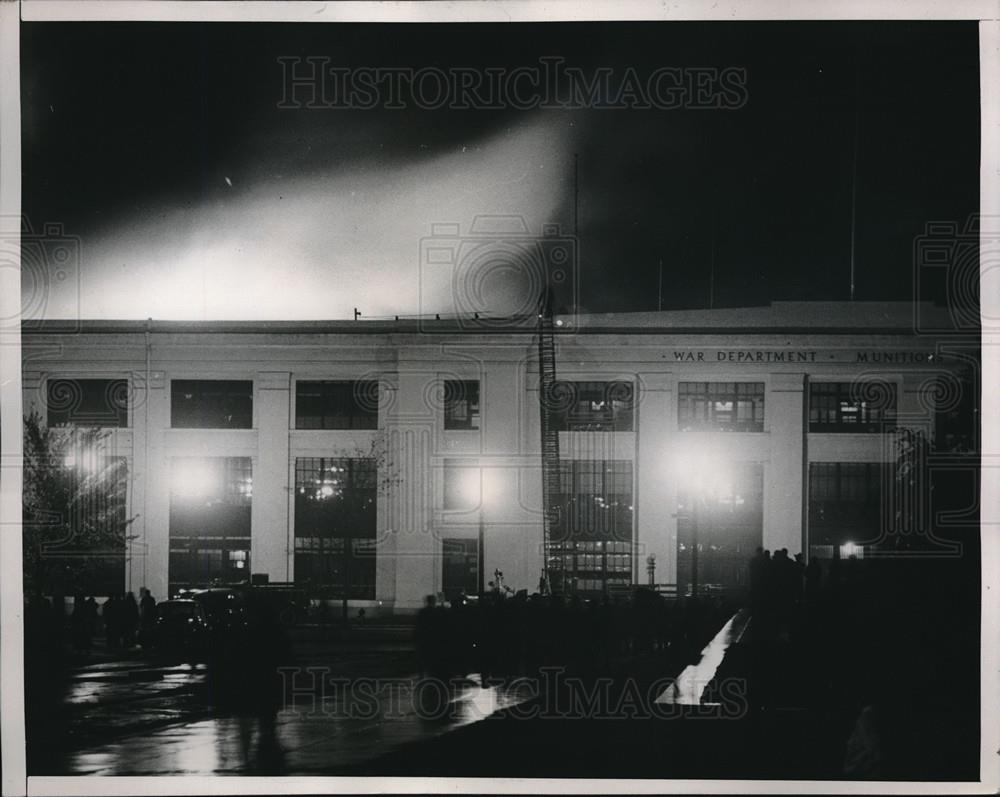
top-left (21, 22), bottom-right (980, 320)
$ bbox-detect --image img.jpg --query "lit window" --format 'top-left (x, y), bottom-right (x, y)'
top-left (808, 382), bottom-right (896, 432)
top-left (443, 380), bottom-right (481, 430)
top-left (808, 462), bottom-right (888, 555)
top-left (678, 382), bottom-right (764, 432)
top-left (293, 457), bottom-right (377, 600)
top-left (839, 542), bottom-right (864, 559)
top-left (548, 460), bottom-right (634, 596)
top-left (168, 457), bottom-right (252, 594)
top-left (549, 381), bottom-right (634, 432)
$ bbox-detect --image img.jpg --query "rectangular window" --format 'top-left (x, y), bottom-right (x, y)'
top-left (548, 460), bottom-right (634, 597)
top-left (550, 381), bottom-right (634, 432)
top-left (171, 380), bottom-right (252, 429)
top-left (47, 378), bottom-right (128, 428)
top-left (443, 380), bottom-right (480, 430)
top-left (295, 380), bottom-right (379, 430)
top-left (934, 369), bottom-right (978, 453)
top-left (168, 456), bottom-right (252, 594)
top-left (293, 457), bottom-right (377, 599)
top-left (808, 382), bottom-right (896, 432)
top-left (678, 382), bottom-right (765, 432)
top-left (808, 462), bottom-right (888, 555)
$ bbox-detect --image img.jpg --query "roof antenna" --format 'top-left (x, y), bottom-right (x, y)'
top-left (574, 152), bottom-right (579, 238)
top-left (657, 258), bottom-right (663, 312)
top-left (709, 206), bottom-right (716, 310)
top-left (849, 53), bottom-right (860, 302)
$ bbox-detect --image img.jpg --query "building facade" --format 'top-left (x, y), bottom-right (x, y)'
top-left (22, 302), bottom-right (979, 611)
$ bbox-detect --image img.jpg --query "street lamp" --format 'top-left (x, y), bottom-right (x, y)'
top-left (475, 466), bottom-right (495, 601)
top-left (478, 501), bottom-right (486, 600)
top-left (452, 462), bottom-right (489, 600)
top-left (170, 458), bottom-right (219, 502)
top-left (673, 450), bottom-right (729, 600)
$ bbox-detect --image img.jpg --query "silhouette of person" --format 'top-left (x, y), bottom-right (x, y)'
top-left (749, 547), bottom-right (767, 612)
top-left (805, 557), bottom-right (822, 604)
top-left (71, 595), bottom-right (90, 652)
top-left (121, 592), bottom-right (139, 648)
top-left (415, 594), bottom-right (448, 681)
top-left (139, 588), bottom-right (158, 647)
top-left (103, 594), bottom-right (121, 648)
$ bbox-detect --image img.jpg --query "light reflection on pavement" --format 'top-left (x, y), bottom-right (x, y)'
top-left (64, 673), bottom-right (533, 775)
top-left (655, 611), bottom-right (747, 705)
top-left (65, 662), bottom-right (206, 705)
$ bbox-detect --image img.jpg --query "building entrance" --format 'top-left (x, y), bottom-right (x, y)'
top-left (442, 538), bottom-right (479, 604)
top-left (676, 462), bottom-right (763, 597)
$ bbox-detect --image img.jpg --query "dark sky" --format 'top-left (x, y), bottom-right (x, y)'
top-left (21, 21), bottom-right (980, 319)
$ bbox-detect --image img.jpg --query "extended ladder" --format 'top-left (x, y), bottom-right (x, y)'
top-left (537, 291), bottom-right (562, 595)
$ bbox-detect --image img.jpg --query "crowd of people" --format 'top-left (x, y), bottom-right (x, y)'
top-left (747, 546), bottom-right (822, 639)
top-left (411, 547), bottom-right (834, 685)
top-left (415, 588), bottom-right (738, 684)
top-left (67, 588), bottom-right (160, 652)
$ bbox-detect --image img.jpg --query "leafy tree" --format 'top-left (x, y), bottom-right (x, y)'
top-left (889, 427), bottom-right (960, 555)
top-left (22, 412), bottom-right (136, 600)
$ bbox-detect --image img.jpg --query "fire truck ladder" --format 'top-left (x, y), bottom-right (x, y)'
top-left (537, 290), bottom-right (561, 595)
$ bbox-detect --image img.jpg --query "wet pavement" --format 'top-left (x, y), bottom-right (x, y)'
top-left (33, 556), bottom-right (983, 781)
top-left (63, 672), bottom-right (535, 775)
top-left (38, 610), bottom-right (881, 779)
top-left (36, 632), bottom-right (422, 772)
top-left (51, 618), bottom-right (744, 776)
top-left (58, 658), bottom-right (213, 749)
top-left (656, 610), bottom-right (750, 705)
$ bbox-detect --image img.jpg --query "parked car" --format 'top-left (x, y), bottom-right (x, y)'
top-left (182, 587), bottom-right (251, 637)
top-left (153, 598), bottom-right (209, 659)
top-left (179, 583), bottom-right (306, 629)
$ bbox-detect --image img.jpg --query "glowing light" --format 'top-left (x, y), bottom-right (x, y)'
top-left (840, 541), bottom-right (864, 559)
top-left (63, 448), bottom-right (101, 474)
top-left (171, 459), bottom-right (218, 500)
top-left (671, 446), bottom-right (730, 499)
top-left (457, 466), bottom-right (482, 508)
top-left (54, 117), bottom-right (573, 322)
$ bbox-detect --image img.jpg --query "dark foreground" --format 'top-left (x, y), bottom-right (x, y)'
top-left (25, 557), bottom-right (981, 781)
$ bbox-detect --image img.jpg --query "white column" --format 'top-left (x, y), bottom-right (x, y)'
top-left (484, 360), bottom-right (542, 594)
top-left (387, 365), bottom-right (435, 611)
top-left (139, 370), bottom-right (169, 600)
top-left (375, 371), bottom-right (399, 608)
top-left (764, 373), bottom-right (806, 556)
top-left (126, 370), bottom-right (146, 595)
top-left (251, 372), bottom-right (291, 582)
top-left (636, 372), bottom-right (675, 588)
